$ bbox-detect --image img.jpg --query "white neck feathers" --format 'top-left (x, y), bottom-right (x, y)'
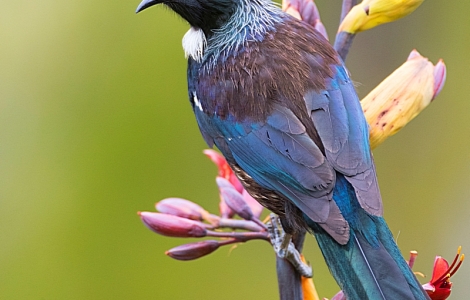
top-left (182, 27), bottom-right (206, 62)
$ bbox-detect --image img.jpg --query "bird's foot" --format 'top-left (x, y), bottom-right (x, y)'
top-left (266, 213), bottom-right (312, 278)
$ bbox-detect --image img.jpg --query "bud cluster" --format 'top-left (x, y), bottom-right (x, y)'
top-left (139, 150), bottom-right (269, 261)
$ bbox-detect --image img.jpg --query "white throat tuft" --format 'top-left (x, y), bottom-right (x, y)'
top-left (182, 27), bottom-right (206, 62)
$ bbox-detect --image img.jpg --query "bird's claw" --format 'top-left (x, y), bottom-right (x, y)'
top-left (266, 214), bottom-right (313, 278)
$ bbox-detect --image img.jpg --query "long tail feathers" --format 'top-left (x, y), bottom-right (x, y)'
top-left (306, 174), bottom-right (429, 300)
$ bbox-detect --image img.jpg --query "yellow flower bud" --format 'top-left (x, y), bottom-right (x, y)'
top-left (339, 0), bottom-right (425, 34)
top-left (361, 50), bottom-right (446, 149)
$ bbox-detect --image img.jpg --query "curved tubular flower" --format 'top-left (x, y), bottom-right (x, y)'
top-left (203, 149), bottom-right (243, 193)
top-left (361, 50), bottom-right (446, 149)
top-left (422, 247), bottom-right (465, 300)
top-left (338, 0), bottom-right (424, 34)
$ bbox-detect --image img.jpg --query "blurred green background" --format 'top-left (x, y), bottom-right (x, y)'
top-left (1, 1), bottom-right (469, 299)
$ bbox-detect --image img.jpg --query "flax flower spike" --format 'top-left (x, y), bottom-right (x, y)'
top-left (361, 49), bottom-right (446, 149)
top-left (338, 0), bottom-right (425, 34)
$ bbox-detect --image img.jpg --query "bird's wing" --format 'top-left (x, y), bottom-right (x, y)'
top-left (191, 52), bottom-right (380, 245)
top-left (193, 92), bottom-right (350, 242)
top-left (203, 102), bottom-right (335, 219)
top-left (305, 65), bottom-right (383, 216)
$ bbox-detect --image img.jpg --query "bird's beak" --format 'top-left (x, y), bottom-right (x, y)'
top-left (136, 0), bottom-right (163, 13)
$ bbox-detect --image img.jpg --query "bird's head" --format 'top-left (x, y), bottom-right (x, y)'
top-left (136, 0), bottom-right (237, 36)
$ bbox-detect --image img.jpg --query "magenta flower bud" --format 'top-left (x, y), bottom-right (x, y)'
top-left (314, 20), bottom-right (329, 40)
top-left (165, 240), bottom-right (220, 261)
top-left (408, 250), bottom-right (418, 269)
top-left (331, 290), bottom-right (346, 300)
top-left (407, 49), bottom-right (446, 100)
top-left (139, 212), bottom-right (208, 237)
top-left (156, 197), bottom-right (208, 220)
top-left (242, 189), bottom-right (263, 219)
top-left (433, 59), bottom-right (446, 99)
top-left (219, 197), bottom-right (235, 219)
top-left (282, 0), bottom-right (327, 40)
top-left (216, 176), bottom-right (236, 218)
top-left (216, 176), bottom-right (235, 190)
top-left (215, 176), bottom-right (239, 218)
top-left (303, 0), bottom-right (320, 25)
top-left (218, 186), bottom-right (254, 221)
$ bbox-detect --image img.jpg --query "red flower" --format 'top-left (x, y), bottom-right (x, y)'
top-left (203, 149), bottom-right (244, 193)
top-left (422, 247), bottom-right (465, 300)
top-left (204, 149), bottom-right (264, 219)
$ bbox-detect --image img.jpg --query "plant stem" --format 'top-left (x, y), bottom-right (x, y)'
top-left (334, 31), bottom-right (356, 61)
top-left (335, 0), bottom-right (358, 61)
top-left (206, 230), bottom-right (270, 241)
top-left (217, 218), bottom-right (265, 231)
top-left (340, 0), bottom-right (358, 23)
top-left (276, 229), bottom-right (307, 300)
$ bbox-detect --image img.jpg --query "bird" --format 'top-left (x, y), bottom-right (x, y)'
top-left (136, 0), bottom-right (429, 298)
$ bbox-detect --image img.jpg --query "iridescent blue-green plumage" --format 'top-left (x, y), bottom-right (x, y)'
top-left (137, 0), bottom-right (429, 298)
top-left (308, 173), bottom-right (425, 299)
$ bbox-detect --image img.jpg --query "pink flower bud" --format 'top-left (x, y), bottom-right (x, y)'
top-left (216, 176), bottom-right (235, 190)
top-left (218, 179), bottom-right (254, 221)
top-left (282, 0), bottom-right (300, 19)
top-left (156, 197), bottom-right (208, 220)
top-left (314, 20), bottom-right (329, 40)
top-left (433, 60), bottom-right (446, 99)
top-left (165, 240), bottom-right (220, 261)
top-left (139, 212), bottom-right (208, 237)
top-left (301, 0), bottom-right (320, 26)
top-left (216, 176), bottom-right (236, 218)
top-left (330, 290), bottom-right (346, 300)
top-left (408, 250), bottom-right (418, 269)
top-left (283, 0), bottom-right (327, 40)
top-left (219, 197), bottom-right (235, 219)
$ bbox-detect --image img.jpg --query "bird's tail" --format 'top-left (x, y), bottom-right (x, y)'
top-left (306, 174), bottom-right (429, 300)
